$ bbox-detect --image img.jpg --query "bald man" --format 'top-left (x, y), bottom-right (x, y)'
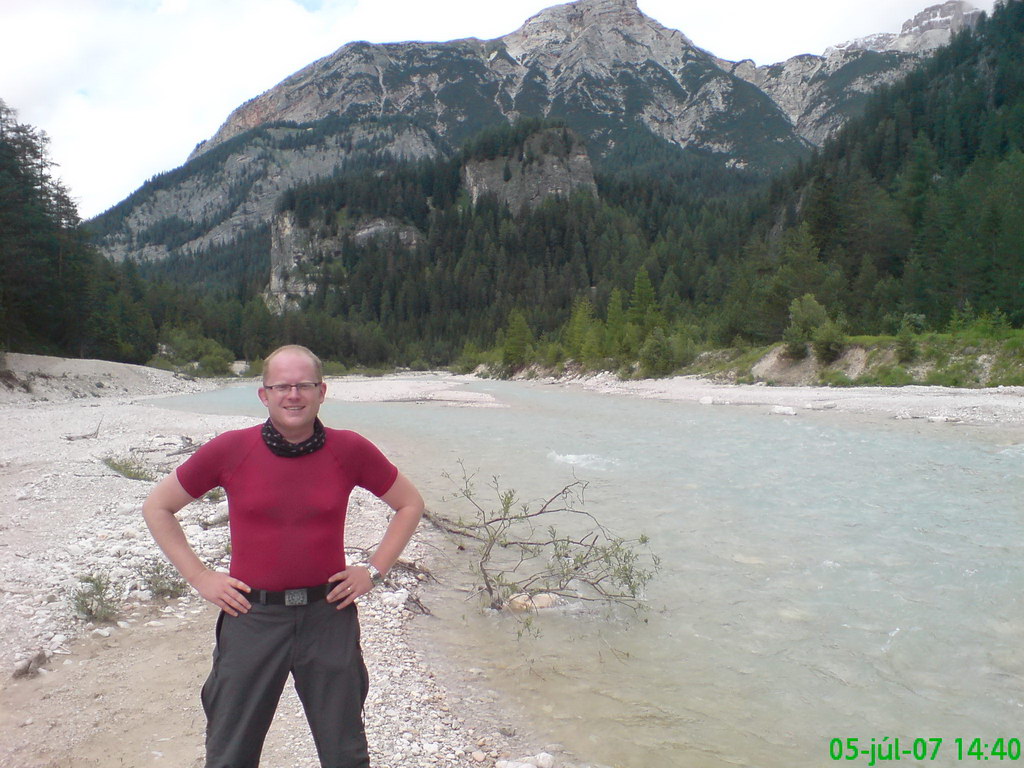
top-left (143, 344), bottom-right (424, 767)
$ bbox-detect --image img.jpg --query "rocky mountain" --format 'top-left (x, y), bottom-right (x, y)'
top-left (91, 0), bottom-right (983, 269)
top-left (720, 0), bottom-right (982, 145)
top-left (188, 0), bottom-right (802, 169)
top-left (826, 0), bottom-right (983, 55)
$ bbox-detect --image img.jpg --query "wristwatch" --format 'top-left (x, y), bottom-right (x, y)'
top-left (366, 563), bottom-right (385, 587)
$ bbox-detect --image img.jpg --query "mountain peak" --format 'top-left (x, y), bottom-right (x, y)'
top-left (502, 0), bottom-right (695, 68)
top-left (825, 1), bottom-right (982, 56)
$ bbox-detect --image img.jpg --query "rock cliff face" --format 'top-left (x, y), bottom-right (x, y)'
top-left (93, 0), bottom-right (983, 276)
top-left (267, 212), bottom-right (424, 311)
top-left (461, 128), bottom-right (596, 214)
top-left (719, 49), bottom-right (916, 146)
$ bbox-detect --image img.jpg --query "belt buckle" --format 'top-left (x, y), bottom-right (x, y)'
top-left (284, 588), bottom-right (308, 606)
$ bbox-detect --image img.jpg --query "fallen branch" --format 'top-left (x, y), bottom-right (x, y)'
top-left (424, 507), bottom-right (484, 541)
top-left (440, 461), bottom-right (660, 614)
top-left (63, 418), bottom-right (103, 441)
top-left (167, 435), bottom-right (200, 456)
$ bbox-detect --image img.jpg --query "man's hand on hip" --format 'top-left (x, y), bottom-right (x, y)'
top-left (327, 567), bottom-right (372, 609)
top-left (191, 569), bottom-right (252, 616)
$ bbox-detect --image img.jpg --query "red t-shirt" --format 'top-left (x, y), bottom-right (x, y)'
top-left (175, 425), bottom-right (398, 591)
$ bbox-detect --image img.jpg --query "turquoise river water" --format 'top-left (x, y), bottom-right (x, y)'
top-left (154, 376), bottom-right (1024, 767)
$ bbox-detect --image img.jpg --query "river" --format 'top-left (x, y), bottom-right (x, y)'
top-left (155, 375), bottom-right (1024, 767)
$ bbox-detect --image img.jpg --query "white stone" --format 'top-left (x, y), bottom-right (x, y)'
top-left (380, 588), bottom-right (409, 608)
top-left (507, 592), bottom-right (562, 612)
top-left (770, 405), bottom-right (798, 416)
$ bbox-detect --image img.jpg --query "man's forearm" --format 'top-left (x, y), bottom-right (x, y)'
top-left (143, 506), bottom-right (209, 584)
top-left (372, 471), bottom-right (425, 573)
top-left (141, 473), bottom-right (207, 584)
top-left (370, 504), bottom-right (423, 573)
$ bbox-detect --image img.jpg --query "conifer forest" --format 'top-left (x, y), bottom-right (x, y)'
top-left (3, 1), bottom-right (1024, 377)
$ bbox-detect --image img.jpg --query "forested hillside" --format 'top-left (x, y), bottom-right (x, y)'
top-left (3, 0), bottom-right (1024, 377)
top-left (0, 101), bottom-right (155, 362)
top-left (749, 0), bottom-right (1024, 334)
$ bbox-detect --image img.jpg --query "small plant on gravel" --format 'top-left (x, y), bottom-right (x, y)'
top-left (103, 455), bottom-right (155, 481)
top-left (138, 560), bottom-right (188, 599)
top-left (72, 573), bottom-right (119, 622)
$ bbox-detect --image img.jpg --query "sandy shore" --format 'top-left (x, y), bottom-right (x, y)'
top-left (2, 353), bottom-right (1022, 767)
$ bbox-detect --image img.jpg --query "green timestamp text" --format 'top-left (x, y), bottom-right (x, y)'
top-left (829, 737), bottom-right (1022, 764)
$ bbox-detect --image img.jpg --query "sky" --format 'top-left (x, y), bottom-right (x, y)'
top-left (0, 0), bottom-right (998, 219)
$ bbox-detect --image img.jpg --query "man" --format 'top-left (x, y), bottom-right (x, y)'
top-left (142, 344), bottom-right (424, 768)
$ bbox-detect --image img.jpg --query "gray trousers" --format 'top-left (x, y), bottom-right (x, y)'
top-left (201, 600), bottom-right (370, 768)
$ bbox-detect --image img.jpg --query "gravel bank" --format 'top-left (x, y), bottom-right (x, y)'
top-left (0, 355), bottom-right (572, 768)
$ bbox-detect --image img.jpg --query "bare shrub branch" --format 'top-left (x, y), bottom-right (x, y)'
top-left (437, 461), bottom-right (659, 613)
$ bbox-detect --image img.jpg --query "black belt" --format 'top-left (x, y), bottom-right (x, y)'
top-left (252, 583), bottom-right (330, 606)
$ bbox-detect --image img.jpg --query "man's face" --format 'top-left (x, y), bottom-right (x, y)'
top-left (257, 350), bottom-right (327, 441)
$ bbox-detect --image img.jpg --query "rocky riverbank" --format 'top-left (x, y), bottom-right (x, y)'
top-left (3, 352), bottom-right (1022, 767)
top-left (0, 354), bottom-right (576, 768)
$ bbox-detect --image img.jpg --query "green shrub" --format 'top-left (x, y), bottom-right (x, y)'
top-left (857, 365), bottom-right (915, 387)
top-left (782, 325), bottom-right (809, 359)
top-left (896, 324), bottom-right (917, 363)
top-left (925, 359), bottom-right (981, 387)
top-left (103, 456), bottom-right (155, 481)
top-left (819, 370), bottom-right (854, 386)
top-left (72, 573), bottom-right (119, 622)
top-left (137, 561), bottom-right (188, 599)
top-left (244, 358), bottom-right (264, 377)
top-left (670, 331), bottom-right (698, 368)
top-left (154, 325), bottom-right (236, 376)
top-left (956, 310), bottom-right (1012, 342)
top-left (639, 328), bottom-right (674, 377)
top-left (789, 294), bottom-right (829, 334)
top-left (540, 341), bottom-right (565, 369)
top-left (197, 352), bottom-right (232, 377)
top-left (812, 320), bottom-right (847, 364)
top-left (321, 360), bottom-right (348, 376)
top-left (1001, 334), bottom-right (1024, 353)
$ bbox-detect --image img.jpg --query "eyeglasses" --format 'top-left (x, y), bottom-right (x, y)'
top-left (263, 382), bottom-right (322, 394)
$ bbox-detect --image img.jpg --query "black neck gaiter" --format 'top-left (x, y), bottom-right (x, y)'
top-left (261, 417), bottom-right (326, 458)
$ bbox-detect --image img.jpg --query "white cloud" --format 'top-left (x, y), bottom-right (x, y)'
top-left (0, 0), bottom-right (997, 218)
